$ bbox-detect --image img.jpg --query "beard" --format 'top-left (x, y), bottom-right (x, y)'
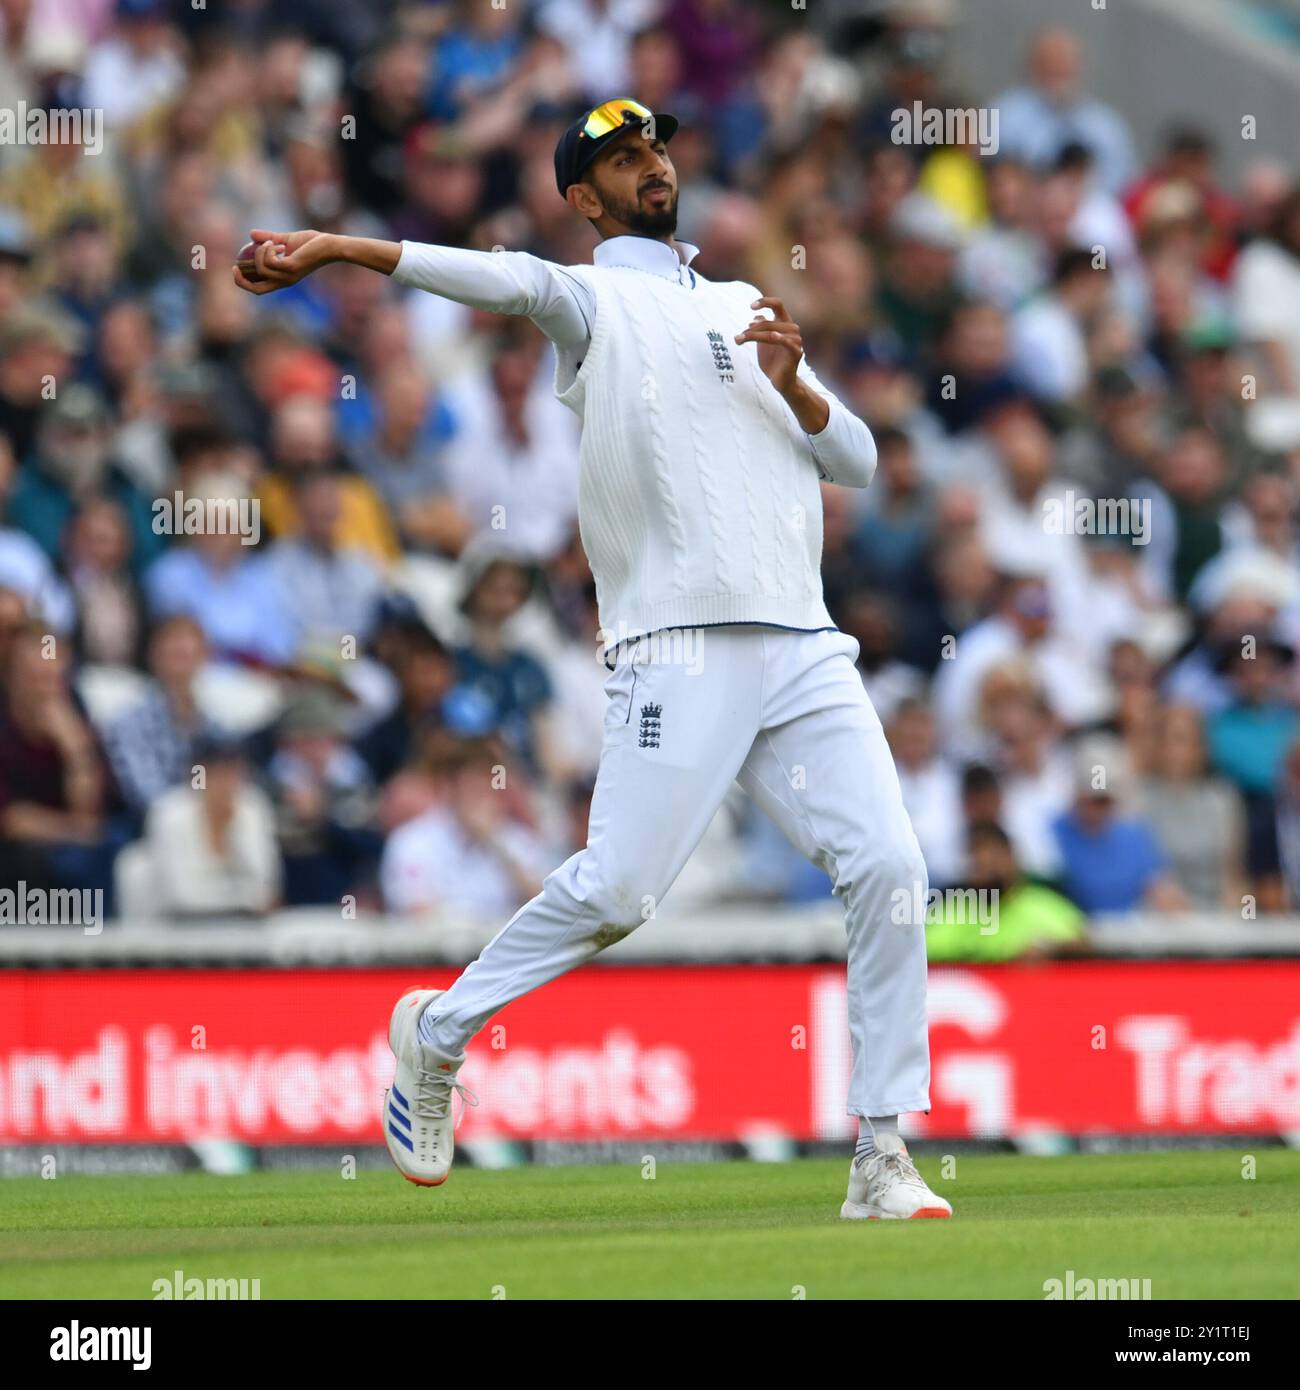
top-left (604, 182), bottom-right (679, 236)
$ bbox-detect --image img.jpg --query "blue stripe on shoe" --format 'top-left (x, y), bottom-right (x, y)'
top-left (388, 1121), bottom-right (415, 1152)
top-left (391, 1084), bottom-right (409, 1110)
top-left (389, 1104), bottom-right (411, 1131)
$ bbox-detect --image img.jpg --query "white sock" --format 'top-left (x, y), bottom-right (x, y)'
top-left (854, 1115), bottom-right (899, 1163)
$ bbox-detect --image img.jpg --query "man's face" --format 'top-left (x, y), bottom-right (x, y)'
top-left (1075, 792), bottom-right (1114, 833)
top-left (582, 130), bottom-right (678, 236)
top-left (1031, 31), bottom-right (1081, 104)
top-left (152, 620), bottom-right (206, 686)
top-left (888, 707), bottom-right (934, 766)
top-left (41, 417), bottom-right (108, 485)
top-left (1228, 650), bottom-right (1284, 703)
top-left (470, 562), bottom-right (530, 623)
top-left (402, 646), bottom-right (451, 710)
top-left (968, 836), bottom-right (1015, 892)
top-left (298, 474), bottom-right (342, 545)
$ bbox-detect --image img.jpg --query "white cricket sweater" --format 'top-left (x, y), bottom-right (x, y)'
top-left (391, 237), bottom-right (879, 645)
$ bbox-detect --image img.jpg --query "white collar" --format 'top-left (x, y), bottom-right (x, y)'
top-left (593, 235), bottom-right (700, 282)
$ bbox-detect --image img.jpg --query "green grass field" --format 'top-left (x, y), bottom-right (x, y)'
top-left (2, 1151), bottom-right (1297, 1299)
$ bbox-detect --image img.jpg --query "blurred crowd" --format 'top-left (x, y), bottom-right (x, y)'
top-left (2, 0), bottom-right (1300, 954)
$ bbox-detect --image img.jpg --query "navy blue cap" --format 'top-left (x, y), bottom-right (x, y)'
top-left (554, 101), bottom-right (679, 198)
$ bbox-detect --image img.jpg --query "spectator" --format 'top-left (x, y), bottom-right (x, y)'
top-left (115, 733), bottom-right (281, 920)
top-left (143, 472), bottom-right (297, 667)
top-left (424, 0), bottom-right (527, 124)
top-left (440, 322), bottom-right (581, 561)
top-left (1232, 187), bottom-right (1300, 431)
top-left (0, 429), bottom-right (74, 632)
top-left (381, 736), bottom-right (548, 916)
top-left (958, 156), bottom-right (1044, 312)
top-left (48, 211), bottom-right (122, 338)
top-left (1139, 425), bottom-right (1228, 603)
top-left (931, 565), bottom-right (1109, 759)
top-left (0, 210), bottom-right (33, 325)
top-left (356, 621), bottom-right (458, 787)
top-left (888, 697), bottom-right (963, 889)
top-left (1206, 632), bottom-right (1298, 909)
top-left (537, 0), bottom-right (659, 102)
top-left (665, 0), bottom-right (760, 106)
top-left (994, 27), bottom-right (1138, 193)
top-left (0, 623), bottom-right (116, 898)
top-left (257, 395), bottom-right (400, 569)
top-left (262, 467), bottom-right (387, 653)
top-left (268, 686), bottom-right (381, 907)
top-left (82, 0), bottom-right (187, 130)
top-left (1051, 737), bottom-right (1187, 913)
top-left (976, 396), bottom-right (1093, 639)
top-left (103, 614), bottom-right (215, 820)
top-left (1275, 736), bottom-right (1300, 909)
top-left (64, 496), bottom-right (145, 666)
top-left (985, 678), bottom-right (1073, 880)
top-left (1138, 703), bottom-right (1247, 909)
top-left (926, 821), bottom-right (1086, 962)
top-left (0, 303), bottom-right (82, 465)
top-left (344, 358), bottom-right (469, 555)
top-left (1123, 127), bottom-right (1239, 283)
top-left (1010, 247), bottom-right (1111, 406)
top-left (454, 545), bottom-right (566, 779)
top-left (0, 586), bottom-right (27, 684)
top-left (852, 426), bottom-right (932, 600)
top-left (876, 194), bottom-right (964, 358)
top-left (839, 590), bottom-right (925, 727)
top-left (926, 299), bottom-right (1017, 435)
top-left (9, 383), bottom-right (161, 570)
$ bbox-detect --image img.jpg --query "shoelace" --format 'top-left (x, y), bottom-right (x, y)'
top-left (874, 1151), bottom-right (930, 1192)
top-left (414, 1065), bottom-right (479, 1126)
top-left (857, 1148), bottom-right (930, 1192)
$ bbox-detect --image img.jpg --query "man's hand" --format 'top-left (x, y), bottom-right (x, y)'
top-left (735, 296), bottom-right (830, 434)
top-left (232, 229), bottom-right (334, 294)
top-left (735, 296), bottom-right (804, 392)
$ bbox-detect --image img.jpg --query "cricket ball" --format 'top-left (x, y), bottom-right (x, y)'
top-left (236, 240), bottom-right (261, 280)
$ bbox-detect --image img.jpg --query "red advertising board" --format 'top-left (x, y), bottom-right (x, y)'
top-left (0, 963), bottom-right (1297, 1142)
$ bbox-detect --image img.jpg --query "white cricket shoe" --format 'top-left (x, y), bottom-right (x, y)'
top-left (382, 987), bottom-right (477, 1187)
top-left (840, 1133), bottom-right (953, 1220)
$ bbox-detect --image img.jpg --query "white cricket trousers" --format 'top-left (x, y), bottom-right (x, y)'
top-left (427, 626), bottom-right (932, 1118)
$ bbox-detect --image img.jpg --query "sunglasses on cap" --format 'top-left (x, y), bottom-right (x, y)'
top-left (581, 98), bottom-right (655, 141)
top-left (555, 99), bottom-right (677, 196)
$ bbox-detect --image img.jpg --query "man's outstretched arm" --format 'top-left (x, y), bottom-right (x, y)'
top-left (233, 230), bottom-right (592, 352)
